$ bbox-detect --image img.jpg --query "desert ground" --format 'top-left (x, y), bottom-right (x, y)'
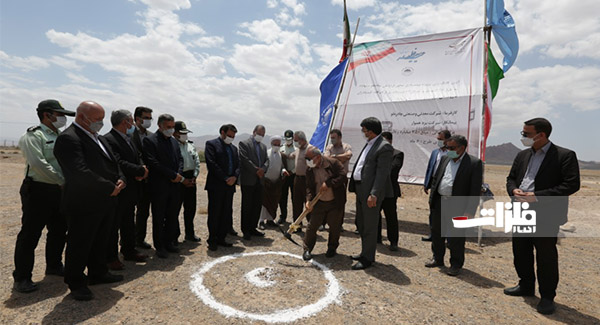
top-left (1, 149), bottom-right (599, 324)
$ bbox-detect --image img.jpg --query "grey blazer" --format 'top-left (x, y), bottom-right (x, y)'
top-left (238, 137), bottom-right (268, 186)
top-left (349, 135), bottom-right (394, 199)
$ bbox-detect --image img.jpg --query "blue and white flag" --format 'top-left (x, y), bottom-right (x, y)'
top-left (487, 0), bottom-right (519, 72)
top-left (309, 58), bottom-right (347, 151)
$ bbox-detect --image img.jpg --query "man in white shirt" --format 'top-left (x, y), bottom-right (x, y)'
top-left (278, 130), bottom-right (296, 224)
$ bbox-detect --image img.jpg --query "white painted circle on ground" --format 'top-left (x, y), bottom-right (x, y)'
top-left (189, 251), bottom-right (341, 323)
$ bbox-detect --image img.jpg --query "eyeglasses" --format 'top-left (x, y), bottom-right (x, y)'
top-left (520, 131), bottom-right (538, 137)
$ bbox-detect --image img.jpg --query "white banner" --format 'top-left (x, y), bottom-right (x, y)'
top-left (332, 28), bottom-right (484, 184)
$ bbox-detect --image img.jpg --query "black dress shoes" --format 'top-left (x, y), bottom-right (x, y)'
top-left (351, 260), bottom-right (371, 270)
top-left (389, 244), bottom-right (399, 252)
top-left (165, 244), bottom-right (180, 253)
top-left (446, 266), bottom-right (461, 276)
top-left (156, 249), bottom-right (169, 258)
top-left (537, 298), bottom-right (556, 315)
top-left (136, 241), bottom-right (152, 249)
top-left (208, 244), bottom-right (218, 251)
top-left (185, 235), bottom-right (201, 242)
top-left (350, 254), bottom-right (362, 260)
top-left (325, 249), bottom-right (337, 258)
top-left (302, 250), bottom-right (312, 261)
top-left (243, 234), bottom-right (252, 240)
top-left (266, 220), bottom-right (277, 227)
top-left (251, 229), bottom-right (265, 237)
top-left (228, 229), bottom-right (238, 236)
top-left (45, 264), bottom-right (65, 276)
top-left (258, 222), bottom-right (266, 230)
top-left (88, 272), bottom-right (123, 285)
top-left (123, 252), bottom-right (148, 262)
top-left (13, 279), bottom-right (38, 293)
top-left (503, 285), bottom-right (534, 297)
top-left (425, 258), bottom-right (444, 268)
top-left (70, 286), bottom-right (94, 301)
top-left (421, 235), bottom-right (432, 242)
top-left (217, 240), bottom-right (233, 247)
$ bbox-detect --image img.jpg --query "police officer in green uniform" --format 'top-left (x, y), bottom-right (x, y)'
top-left (13, 99), bottom-right (75, 293)
top-left (173, 121), bottom-right (201, 242)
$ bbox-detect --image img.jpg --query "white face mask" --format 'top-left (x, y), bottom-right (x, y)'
top-left (437, 140), bottom-right (445, 148)
top-left (285, 139), bottom-right (293, 146)
top-left (84, 114), bottom-right (103, 134)
top-left (224, 136), bottom-right (234, 145)
top-left (293, 141), bottom-right (300, 148)
top-left (306, 159), bottom-right (316, 168)
top-left (52, 115), bottom-right (67, 129)
top-left (520, 137), bottom-right (534, 147)
top-left (363, 132), bottom-right (369, 141)
top-left (330, 138), bottom-right (338, 145)
top-left (254, 135), bottom-right (264, 143)
top-left (271, 145), bottom-right (280, 152)
top-left (141, 118), bottom-right (152, 129)
top-left (178, 134), bottom-right (188, 143)
top-left (162, 128), bottom-right (175, 137)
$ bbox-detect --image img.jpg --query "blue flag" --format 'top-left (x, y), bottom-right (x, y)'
top-left (309, 59), bottom-right (347, 151)
top-left (487, 0), bottom-right (519, 72)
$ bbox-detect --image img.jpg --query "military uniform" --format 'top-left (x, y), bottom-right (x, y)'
top-left (175, 121), bottom-right (201, 241)
top-left (13, 100), bottom-right (74, 292)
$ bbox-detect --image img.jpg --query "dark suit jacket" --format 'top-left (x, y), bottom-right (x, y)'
top-left (103, 129), bottom-right (146, 202)
top-left (306, 156), bottom-right (347, 208)
top-left (54, 124), bottom-right (124, 215)
top-left (506, 143), bottom-right (580, 225)
top-left (238, 137), bottom-right (267, 186)
top-left (429, 153), bottom-right (483, 216)
top-left (204, 137), bottom-right (240, 192)
top-left (142, 131), bottom-right (183, 190)
top-left (424, 148), bottom-right (443, 189)
top-left (349, 135), bottom-right (394, 199)
top-left (390, 149), bottom-right (404, 198)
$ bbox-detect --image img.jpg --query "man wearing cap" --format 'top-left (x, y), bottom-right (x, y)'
top-left (142, 114), bottom-right (184, 258)
top-left (173, 121), bottom-right (201, 242)
top-left (12, 100), bottom-right (74, 293)
top-left (238, 125), bottom-right (268, 240)
top-left (54, 101), bottom-right (126, 301)
top-left (277, 129), bottom-right (295, 224)
top-left (103, 109), bottom-right (149, 270)
top-left (132, 106), bottom-right (153, 249)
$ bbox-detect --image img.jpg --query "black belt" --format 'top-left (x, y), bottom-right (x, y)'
top-left (23, 178), bottom-right (61, 188)
top-left (354, 180), bottom-right (362, 185)
top-left (182, 170), bottom-right (195, 178)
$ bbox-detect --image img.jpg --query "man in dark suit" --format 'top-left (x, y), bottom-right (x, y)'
top-left (422, 129), bottom-right (451, 241)
top-left (425, 135), bottom-right (482, 276)
top-left (378, 131), bottom-right (404, 251)
top-left (348, 117), bottom-right (393, 270)
top-left (204, 124), bottom-right (240, 251)
top-left (103, 110), bottom-right (148, 269)
top-left (238, 125), bottom-right (268, 240)
top-left (54, 101), bottom-right (125, 301)
top-left (504, 118), bottom-right (580, 315)
top-left (142, 114), bottom-right (184, 258)
top-left (131, 106), bottom-right (153, 249)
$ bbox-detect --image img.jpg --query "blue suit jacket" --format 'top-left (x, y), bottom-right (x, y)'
top-left (424, 148), bottom-right (441, 189)
top-left (204, 137), bottom-right (240, 191)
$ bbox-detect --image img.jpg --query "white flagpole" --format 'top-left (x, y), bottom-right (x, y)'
top-left (478, 0), bottom-right (490, 247)
top-left (324, 17), bottom-right (360, 149)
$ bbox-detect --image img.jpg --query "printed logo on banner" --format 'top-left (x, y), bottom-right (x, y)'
top-left (401, 67), bottom-right (414, 76)
top-left (452, 201), bottom-right (537, 234)
top-left (396, 48), bottom-right (425, 62)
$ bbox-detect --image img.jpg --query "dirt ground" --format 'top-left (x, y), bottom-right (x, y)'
top-left (1, 149), bottom-right (599, 324)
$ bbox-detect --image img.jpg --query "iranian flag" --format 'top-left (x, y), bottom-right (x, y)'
top-left (339, 0), bottom-right (351, 63)
top-left (482, 44), bottom-right (505, 161)
top-left (348, 40), bottom-right (396, 71)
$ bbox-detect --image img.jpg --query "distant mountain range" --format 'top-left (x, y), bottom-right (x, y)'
top-left (189, 136), bottom-right (600, 170)
top-left (485, 142), bottom-right (600, 170)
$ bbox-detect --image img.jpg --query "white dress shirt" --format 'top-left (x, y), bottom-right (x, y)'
top-left (353, 135), bottom-right (380, 181)
top-left (73, 121), bottom-right (110, 158)
top-left (437, 153), bottom-right (465, 196)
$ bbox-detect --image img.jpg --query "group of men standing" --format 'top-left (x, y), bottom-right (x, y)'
top-left (13, 100), bottom-right (201, 300)
top-left (12, 100), bottom-right (581, 314)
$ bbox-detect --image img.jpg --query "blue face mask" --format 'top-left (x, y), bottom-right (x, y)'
top-left (126, 124), bottom-right (135, 136)
top-left (447, 150), bottom-right (459, 159)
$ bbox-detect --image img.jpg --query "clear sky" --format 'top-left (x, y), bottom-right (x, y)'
top-left (1, 0), bottom-right (598, 161)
